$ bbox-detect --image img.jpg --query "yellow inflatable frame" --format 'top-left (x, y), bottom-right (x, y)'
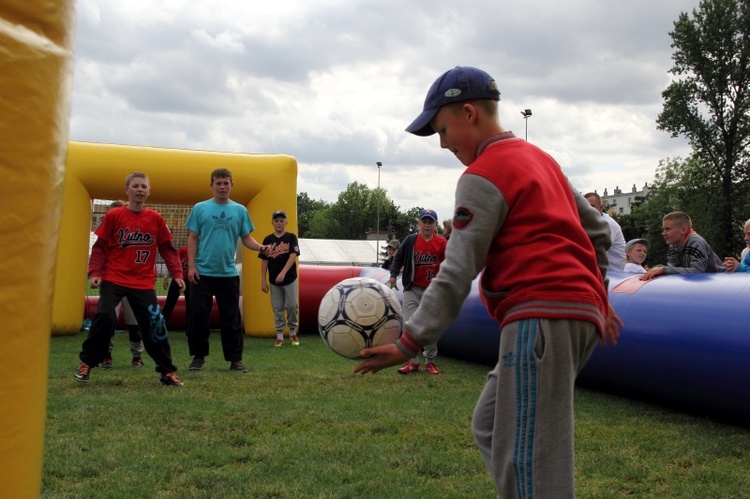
top-left (2, 4), bottom-right (294, 494)
top-left (53, 141), bottom-right (298, 336)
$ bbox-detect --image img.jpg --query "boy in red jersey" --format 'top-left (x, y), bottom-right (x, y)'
top-left (74, 172), bottom-right (186, 387)
top-left (355, 67), bottom-right (622, 497)
top-left (387, 209), bottom-right (447, 374)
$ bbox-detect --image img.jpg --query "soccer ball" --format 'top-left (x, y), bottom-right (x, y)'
top-left (318, 277), bottom-right (402, 359)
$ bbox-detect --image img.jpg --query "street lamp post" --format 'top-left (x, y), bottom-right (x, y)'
top-left (376, 161), bottom-right (382, 265)
top-left (521, 109), bottom-right (532, 140)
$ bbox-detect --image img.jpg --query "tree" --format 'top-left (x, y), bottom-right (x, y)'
top-left (620, 157), bottom-right (704, 264)
top-left (306, 207), bottom-right (337, 239)
top-left (295, 184), bottom-right (430, 241)
top-left (297, 192), bottom-right (330, 238)
top-left (656, 0), bottom-right (750, 257)
top-left (325, 182), bottom-right (376, 239)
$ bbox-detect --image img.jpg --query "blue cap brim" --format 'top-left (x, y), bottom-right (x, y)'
top-left (405, 108), bottom-right (439, 136)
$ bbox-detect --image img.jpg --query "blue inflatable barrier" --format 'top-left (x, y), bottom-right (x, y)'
top-left (350, 267), bottom-right (750, 426)
top-left (579, 271), bottom-right (750, 425)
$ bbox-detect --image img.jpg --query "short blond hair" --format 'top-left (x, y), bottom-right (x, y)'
top-left (125, 171), bottom-right (148, 187)
top-left (445, 80), bottom-right (499, 118)
top-left (663, 211), bottom-right (692, 230)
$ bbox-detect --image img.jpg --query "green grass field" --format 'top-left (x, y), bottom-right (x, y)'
top-left (44, 332), bottom-right (750, 498)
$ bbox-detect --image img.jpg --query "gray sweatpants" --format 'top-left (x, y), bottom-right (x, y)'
top-left (402, 287), bottom-right (437, 364)
top-left (471, 318), bottom-right (599, 498)
top-left (270, 281), bottom-right (298, 333)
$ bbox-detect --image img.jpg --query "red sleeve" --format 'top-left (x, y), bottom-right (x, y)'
top-left (159, 241), bottom-right (184, 280)
top-left (88, 238), bottom-right (107, 277)
top-left (397, 330), bottom-right (423, 356)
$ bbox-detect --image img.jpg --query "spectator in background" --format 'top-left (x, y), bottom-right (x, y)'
top-left (641, 211), bottom-right (723, 280)
top-left (381, 239), bottom-right (400, 271)
top-left (722, 218), bottom-right (750, 273)
top-left (585, 192), bottom-right (626, 271)
top-left (623, 238), bottom-right (649, 274)
top-left (442, 218), bottom-right (453, 240)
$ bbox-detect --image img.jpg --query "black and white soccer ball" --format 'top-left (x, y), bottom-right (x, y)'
top-left (318, 277), bottom-right (402, 359)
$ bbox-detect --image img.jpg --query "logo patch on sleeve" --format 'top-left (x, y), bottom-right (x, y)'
top-left (452, 206), bottom-right (474, 229)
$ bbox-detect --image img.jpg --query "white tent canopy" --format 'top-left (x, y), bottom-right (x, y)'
top-left (298, 239), bottom-right (384, 266)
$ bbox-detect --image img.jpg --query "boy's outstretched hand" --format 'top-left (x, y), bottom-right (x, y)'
top-left (601, 304), bottom-right (623, 346)
top-left (353, 344), bottom-right (408, 374)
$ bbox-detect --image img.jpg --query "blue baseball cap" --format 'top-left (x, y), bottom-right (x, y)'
top-left (272, 210), bottom-right (287, 219)
top-left (406, 66), bottom-right (501, 137)
top-left (419, 209), bottom-right (438, 221)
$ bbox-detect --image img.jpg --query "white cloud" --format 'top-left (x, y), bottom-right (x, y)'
top-left (70, 0), bottom-right (697, 224)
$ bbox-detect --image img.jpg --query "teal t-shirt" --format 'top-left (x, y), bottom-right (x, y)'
top-left (185, 199), bottom-right (254, 277)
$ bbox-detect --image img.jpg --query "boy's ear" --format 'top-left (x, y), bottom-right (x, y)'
top-left (462, 102), bottom-right (483, 126)
top-left (462, 102), bottom-right (477, 118)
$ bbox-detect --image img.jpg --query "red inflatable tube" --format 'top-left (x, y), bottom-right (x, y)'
top-left (83, 265), bottom-right (365, 331)
top-left (298, 265), bottom-right (368, 331)
top-left (84, 295), bottom-right (219, 329)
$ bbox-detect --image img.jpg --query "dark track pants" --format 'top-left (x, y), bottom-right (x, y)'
top-left (80, 281), bottom-right (177, 373)
top-left (186, 275), bottom-right (244, 362)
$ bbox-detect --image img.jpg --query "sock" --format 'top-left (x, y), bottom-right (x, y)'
top-left (276, 331), bottom-right (284, 341)
top-left (290, 330), bottom-right (296, 337)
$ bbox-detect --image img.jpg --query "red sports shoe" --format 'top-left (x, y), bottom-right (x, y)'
top-left (160, 371), bottom-right (184, 387)
top-left (425, 363), bottom-right (441, 375)
top-left (397, 361), bottom-right (420, 375)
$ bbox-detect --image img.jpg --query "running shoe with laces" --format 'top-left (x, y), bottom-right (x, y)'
top-left (397, 361), bottom-right (420, 375)
top-left (229, 360), bottom-right (248, 372)
top-left (425, 363), bottom-right (441, 375)
top-left (274, 339), bottom-right (283, 348)
top-left (74, 362), bottom-right (91, 382)
top-left (160, 371), bottom-right (183, 387)
top-left (189, 356), bottom-right (205, 370)
top-left (131, 357), bottom-right (144, 368)
top-left (290, 334), bottom-right (299, 346)
top-left (101, 358), bottom-right (113, 369)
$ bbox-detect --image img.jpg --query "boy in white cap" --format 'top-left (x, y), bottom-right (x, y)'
top-left (355, 66), bottom-right (622, 497)
top-left (623, 238), bottom-right (650, 274)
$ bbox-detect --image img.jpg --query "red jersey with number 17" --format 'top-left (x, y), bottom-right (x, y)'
top-left (93, 207), bottom-right (174, 290)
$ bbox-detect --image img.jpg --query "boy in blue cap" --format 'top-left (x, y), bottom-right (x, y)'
top-left (355, 66), bottom-right (622, 497)
top-left (387, 208), bottom-right (447, 375)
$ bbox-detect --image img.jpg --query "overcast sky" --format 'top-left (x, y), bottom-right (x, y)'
top-left (70, 0), bottom-right (698, 225)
